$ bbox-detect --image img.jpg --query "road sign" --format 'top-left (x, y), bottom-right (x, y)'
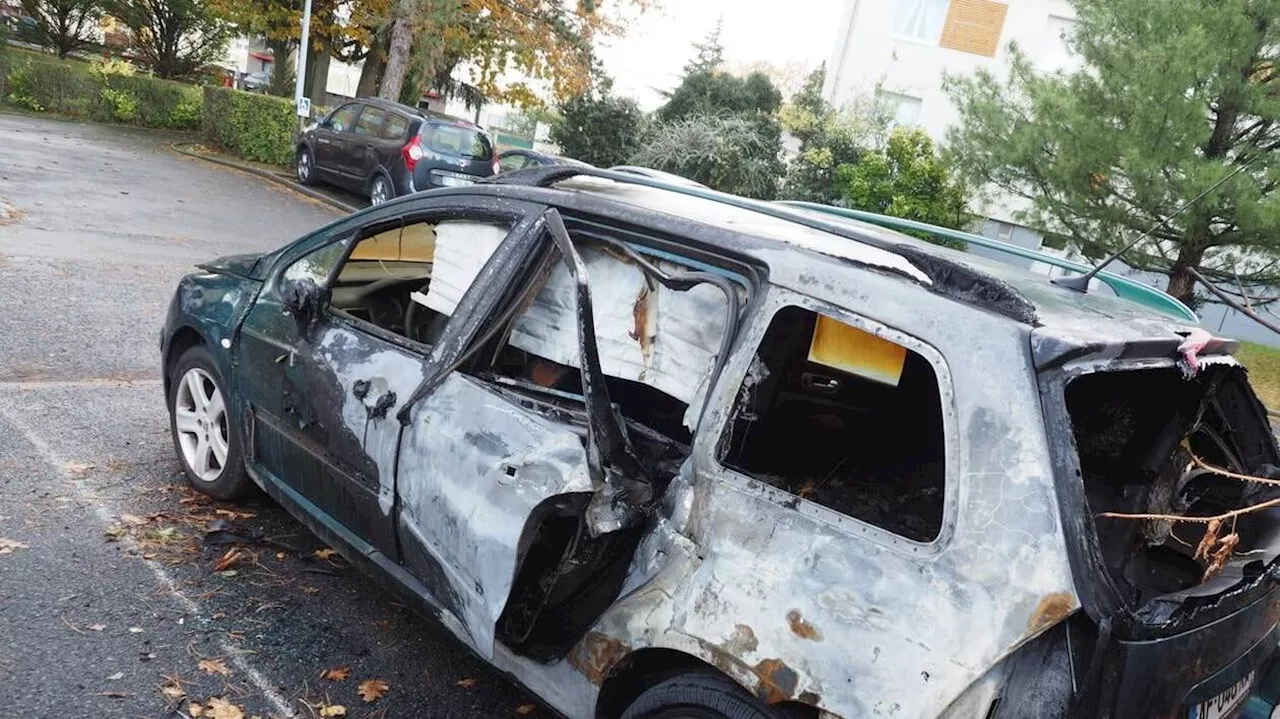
top-left (296, 96), bottom-right (311, 118)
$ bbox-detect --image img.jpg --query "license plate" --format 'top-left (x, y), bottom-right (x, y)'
top-left (439, 175), bottom-right (474, 187)
top-left (1189, 671), bottom-right (1255, 719)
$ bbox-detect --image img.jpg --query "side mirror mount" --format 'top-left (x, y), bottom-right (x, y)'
top-left (281, 277), bottom-right (328, 336)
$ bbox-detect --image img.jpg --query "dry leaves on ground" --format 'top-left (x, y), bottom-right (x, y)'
top-left (318, 703), bottom-right (347, 717)
top-left (160, 676), bottom-right (186, 700)
top-left (358, 679), bottom-right (389, 703)
top-left (313, 548), bottom-right (338, 560)
top-left (206, 697), bottom-right (245, 719)
top-left (65, 461), bottom-right (95, 478)
top-left (0, 538), bottom-right (29, 554)
top-left (321, 666), bottom-right (351, 681)
top-left (198, 657), bottom-right (233, 677)
top-left (516, 704), bottom-right (537, 715)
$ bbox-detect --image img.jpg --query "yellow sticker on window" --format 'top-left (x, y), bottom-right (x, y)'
top-left (808, 314), bottom-right (907, 387)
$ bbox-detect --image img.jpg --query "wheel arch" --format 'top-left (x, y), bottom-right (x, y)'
top-left (163, 324), bottom-right (207, 396)
top-left (594, 647), bottom-right (820, 719)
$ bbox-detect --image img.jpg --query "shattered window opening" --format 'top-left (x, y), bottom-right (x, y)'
top-left (719, 305), bottom-right (947, 542)
top-left (1064, 365), bottom-right (1280, 614)
top-left (306, 217), bottom-right (512, 347)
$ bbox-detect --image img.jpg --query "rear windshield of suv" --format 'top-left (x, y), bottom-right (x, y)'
top-left (423, 123), bottom-right (493, 160)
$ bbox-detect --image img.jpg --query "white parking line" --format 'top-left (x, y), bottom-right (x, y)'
top-left (0, 378), bottom-right (163, 391)
top-left (0, 402), bottom-right (297, 717)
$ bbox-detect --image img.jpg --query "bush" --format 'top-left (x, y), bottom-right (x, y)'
top-left (631, 113), bottom-right (785, 199)
top-left (1, 53), bottom-right (202, 129)
top-left (200, 86), bottom-right (296, 165)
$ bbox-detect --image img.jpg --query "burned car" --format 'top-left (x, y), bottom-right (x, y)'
top-left (161, 166), bottom-right (1280, 718)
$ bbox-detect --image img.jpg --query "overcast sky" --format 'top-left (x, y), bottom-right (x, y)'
top-left (594, 0), bottom-right (846, 111)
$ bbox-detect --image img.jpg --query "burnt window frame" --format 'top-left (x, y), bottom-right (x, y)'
top-left (705, 286), bottom-right (958, 553)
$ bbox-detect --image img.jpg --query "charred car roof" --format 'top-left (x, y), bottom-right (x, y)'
top-left (430, 166), bottom-right (1210, 348)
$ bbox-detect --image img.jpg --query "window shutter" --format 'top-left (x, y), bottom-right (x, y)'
top-left (939, 0), bottom-right (1008, 57)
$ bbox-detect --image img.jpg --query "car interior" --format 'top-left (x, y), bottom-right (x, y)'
top-left (720, 305), bottom-right (947, 542)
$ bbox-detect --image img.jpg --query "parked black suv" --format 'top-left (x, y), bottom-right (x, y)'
top-left (296, 98), bottom-right (498, 205)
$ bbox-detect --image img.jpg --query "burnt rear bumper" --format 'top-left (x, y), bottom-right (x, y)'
top-left (1105, 581), bottom-right (1280, 716)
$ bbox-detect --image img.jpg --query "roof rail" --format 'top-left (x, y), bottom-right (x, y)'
top-left (778, 202), bottom-right (1199, 323)
top-left (487, 166), bottom-right (1043, 324)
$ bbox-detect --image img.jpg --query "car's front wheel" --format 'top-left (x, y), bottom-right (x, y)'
top-left (621, 671), bottom-right (784, 719)
top-left (169, 345), bottom-right (250, 500)
top-left (369, 174), bottom-right (394, 205)
top-left (297, 146), bottom-right (316, 185)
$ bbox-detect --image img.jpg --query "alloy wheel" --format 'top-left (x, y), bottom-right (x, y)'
top-left (297, 151), bottom-right (311, 182)
top-left (371, 177), bottom-right (390, 205)
top-left (173, 368), bottom-right (228, 482)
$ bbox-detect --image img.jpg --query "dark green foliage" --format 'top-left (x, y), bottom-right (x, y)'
top-left (19, 0), bottom-right (102, 58)
top-left (631, 113), bottom-right (784, 200)
top-left (835, 128), bottom-right (969, 247)
top-left (657, 70), bottom-right (781, 124)
top-left (105, 0), bottom-right (230, 80)
top-left (2, 54), bottom-right (201, 128)
top-left (550, 91), bottom-right (645, 167)
top-left (945, 0), bottom-right (1280, 304)
top-left (201, 86), bottom-right (296, 164)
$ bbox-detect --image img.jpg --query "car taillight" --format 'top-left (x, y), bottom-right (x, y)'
top-left (403, 138), bottom-right (425, 171)
top-left (492, 159), bottom-right (501, 175)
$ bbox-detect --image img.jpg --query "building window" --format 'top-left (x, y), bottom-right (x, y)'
top-left (1037, 15), bottom-right (1078, 70)
top-left (895, 0), bottom-right (950, 44)
top-left (877, 90), bottom-right (924, 128)
top-left (937, 0), bottom-right (1009, 57)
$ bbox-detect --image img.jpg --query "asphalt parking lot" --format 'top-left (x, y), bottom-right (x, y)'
top-left (0, 112), bottom-right (544, 717)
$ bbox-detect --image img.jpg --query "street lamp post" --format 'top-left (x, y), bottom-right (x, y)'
top-left (293, 0), bottom-right (314, 123)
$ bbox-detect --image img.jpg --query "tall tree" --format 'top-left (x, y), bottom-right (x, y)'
top-left (657, 70), bottom-right (782, 123)
top-left (19, 0), bottom-right (101, 58)
top-left (632, 113), bottom-right (784, 199)
top-left (682, 18), bottom-right (723, 75)
top-left (107, 0), bottom-right (231, 79)
top-left (946, 0), bottom-right (1280, 305)
top-left (379, 0), bottom-right (645, 106)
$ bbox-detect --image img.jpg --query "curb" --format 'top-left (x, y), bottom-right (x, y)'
top-left (169, 141), bottom-right (360, 214)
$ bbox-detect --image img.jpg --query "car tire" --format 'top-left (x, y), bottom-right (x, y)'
top-left (168, 345), bottom-right (251, 500)
top-left (620, 671), bottom-right (784, 719)
top-left (297, 146), bottom-right (316, 186)
top-left (369, 174), bottom-right (394, 205)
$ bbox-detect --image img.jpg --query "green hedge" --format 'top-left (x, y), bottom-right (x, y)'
top-left (0, 53), bottom-right (201, 130)
top-left (200, 86), bottom-right (296, 165)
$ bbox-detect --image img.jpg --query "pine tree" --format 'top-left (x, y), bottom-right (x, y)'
top-left (946, 0), bottom-right (1280, 305)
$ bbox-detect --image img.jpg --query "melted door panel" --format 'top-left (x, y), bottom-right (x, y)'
top-left (394, 372), bottom-right (595, 657)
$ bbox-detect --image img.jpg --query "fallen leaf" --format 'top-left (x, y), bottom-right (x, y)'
top-left (160, 678), bottom-right (186, 700)
top-left (313, 548), bottom-right (337, 560)
top-left (65, 461), bottom-right (95, 478)
top-left (318, 704), bottom-right (347, 718)
top-left (516, 704), bottom-right (536, 714)
top-left (456, 678), bottom-right (478, 688)
top-left (198, 658), bottom-right (232, 677)
top-left (0, 538), bottom-right (29, 554)
top-left (120, 513), bottom-right (148, 526)
top-left (107, 671), bottom-right (124, 680)
top-left (188, 702), bottom-right (205, 717)
top-left (301, 586), bottom-right (320, 595)
top-left (358, 679), bottom-right (389, 702)
top-left (1204, 532), bottom-right (1242, 582)
top-left (128, 627), bottom-right (144, 634)
top-left (207, 697), bottom-right (245, 719)
top-left (103, 525), bottom-right (126, 541)
top-left (87, 623), bottom-right (106, 631)
top-left (321, 666), bottom-right (351, 681)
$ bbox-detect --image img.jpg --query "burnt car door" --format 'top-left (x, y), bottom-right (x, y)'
top-left (380, 209), bottom-right (744, 660)
top-left (233, 197), bottom-right (539, 560)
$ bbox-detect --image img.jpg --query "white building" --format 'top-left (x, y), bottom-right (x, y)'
top-left (822, 0), bottom-right (1080, 248)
